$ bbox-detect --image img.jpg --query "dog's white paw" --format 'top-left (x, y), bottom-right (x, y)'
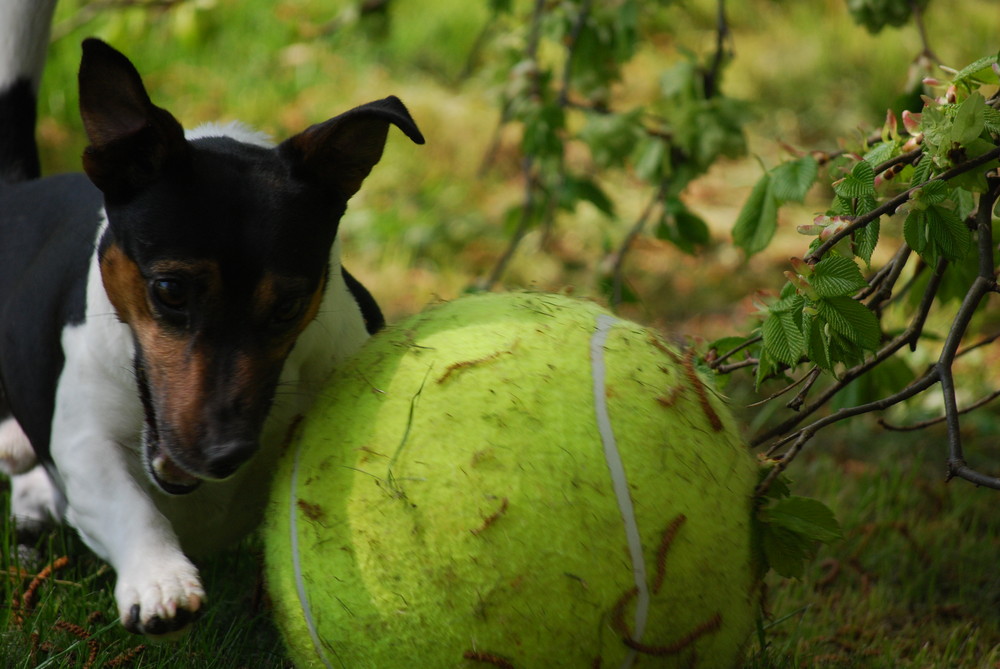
top-left (115, 556), bottom-right (205, 636)
top-left (0, 417), bottom-right (36, 475)
top-left (10, 465), bottom-right (62, 541)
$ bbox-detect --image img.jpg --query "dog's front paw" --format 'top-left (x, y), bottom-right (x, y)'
top-left (116, 556), bottom-right (205, 636)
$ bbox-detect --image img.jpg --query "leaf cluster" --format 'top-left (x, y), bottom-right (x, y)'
top-left (714, 50), bottom-right (1000, 492)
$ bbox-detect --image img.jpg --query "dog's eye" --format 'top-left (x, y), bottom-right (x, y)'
top-left (272, 298), bottom-right (304, 326)
top-left (151, 279), bottom-right (188, 312)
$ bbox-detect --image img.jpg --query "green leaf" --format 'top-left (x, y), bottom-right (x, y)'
top-left (926, 204), bottom-right (971, 261)
top-left (762, 308), bottom-right (805, 367)
top-left (656, 198), bottom-right (710, 253)
top-left (810, 256), bottom-right (868, 297)
top-left (952, 53), bottom-right (1000, 86)
top-left (805, 314), bottom-right (832, 370)
top-left (733, 173), bottom-right (778, 255)
top-left (950, 93), bottom-right (987, 146)
top-left (863, 140), bottom-right (899, 167)
top-left (760, 524), bottom-right (811, 579)
top-left (910, 180), bottom-right (950, 209)
top-left (984, 107), bottom-right (1000, 135)
top-left (770, 155), bottom-right (818, 202)
top-left (707, 336), bottom-right (750, 363)
top-left (816, 296), bottom-right (880, 350)
top-left (855, 218), bottom-right (880, 266)
top-left (833, 161), bottom-right (876, 199)
top-left (770, 294), bottom-right (805, 314)
top-left (903, 209), bottom-right (930, 256)
top-left (633, 137), bottom-right (668, 182)
top-left (911, 154), bottom-right (934, 185)
top-left (578, 109), bottom-right (644, 168)
top-left (759, 469), bottom-right (792, 500)
top-left (561, 176), bottom-right (615, 217)
top-left (765, 496), bottom-right (843, 544)
top-left (754, 346), bottom-right (781, 390)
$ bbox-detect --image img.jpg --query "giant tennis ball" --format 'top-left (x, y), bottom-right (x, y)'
top-left (265, 292), bottom-right (760, 668)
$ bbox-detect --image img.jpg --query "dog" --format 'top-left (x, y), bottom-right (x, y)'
top-left (0, 16), bottom-right (423, 635)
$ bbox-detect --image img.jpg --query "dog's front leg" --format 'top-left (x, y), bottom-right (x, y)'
top-left (51, 427), bottom-right (205, 635)
top-left (52, 427), bottom-right (204, 635)
top-left (50, 321), bottom-right (205, 636)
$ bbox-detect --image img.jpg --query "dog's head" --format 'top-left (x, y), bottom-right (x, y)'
top-left (78, 39), bottom-right (423, 494)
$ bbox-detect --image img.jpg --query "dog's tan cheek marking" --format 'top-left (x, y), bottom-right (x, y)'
top-left (100, 245), bottom-right (212, 453)
top-left (99, 243), bottom-right (151, 325)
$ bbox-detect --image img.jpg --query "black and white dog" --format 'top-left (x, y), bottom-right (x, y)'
top-left (0, 2), bottom-right (423, 635)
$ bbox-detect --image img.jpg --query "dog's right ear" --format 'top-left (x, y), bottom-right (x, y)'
top-left (279, 96), bottom-right (425, 201)
top-left (78, 38), bottom-right (188, 202)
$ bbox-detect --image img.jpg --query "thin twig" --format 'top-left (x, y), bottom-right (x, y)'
top-left (746, 367), bottom-right (815, 408)
top-left (714, 357), bottom-right (759, 374)
top-left (786, 367), bottom-right (822, 412)
top-left (708, 334), bottom-right (762, 369)
top-left (702, 0), bottom-right (730, 99)
top-left (558, 0), bottom-right (594, 107)
top-left (879, 387), bottom-right (1000, 432)
top-left (756, 369), bottom-right (941, 495)
top-left (610, 180), bottom-right (669, 308)
top-left (909, 0), bottom-right (938, 63)
top-left (478, 0), bottom-right (547, 290)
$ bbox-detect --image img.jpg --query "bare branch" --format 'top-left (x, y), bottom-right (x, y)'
top-left (756, 369), bottom-right (941, 495)
top-left (941, 179), bottom-right (1000, 485)
top-left (708, 334), bottom-right (762, 369)
top-left (879, 387), bottom-right (1000, 432)
top-left (609, 181), bottom-right (669, 308)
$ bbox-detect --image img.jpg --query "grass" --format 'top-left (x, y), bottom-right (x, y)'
top-left (742, 421), bottom-right (1000, 667)
top-left (5, 0), bottom-right (1000, 666)
top-left (0, 513), bottom-right (286, 668)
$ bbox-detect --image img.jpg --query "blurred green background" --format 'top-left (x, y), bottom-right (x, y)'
top-left (35, 0), bottom-right (994, 328)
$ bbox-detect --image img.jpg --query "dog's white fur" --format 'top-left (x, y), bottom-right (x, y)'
top-left (5, 127), bottom-right (371, 627)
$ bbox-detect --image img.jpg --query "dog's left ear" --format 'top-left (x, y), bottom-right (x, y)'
top-left (280, 96), bottom-right (425, 200)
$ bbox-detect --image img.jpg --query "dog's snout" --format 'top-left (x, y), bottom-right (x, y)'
top-left (204, 438), bottom-right (258, 479)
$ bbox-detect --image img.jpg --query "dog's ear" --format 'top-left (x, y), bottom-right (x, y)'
top-left (279, 96), bottom-right (425, 200)
top-left (78, 38), bottom-right (188, 201)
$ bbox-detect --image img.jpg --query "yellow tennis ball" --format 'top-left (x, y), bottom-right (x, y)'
top-left (265, 292), bottom-right (760, 668)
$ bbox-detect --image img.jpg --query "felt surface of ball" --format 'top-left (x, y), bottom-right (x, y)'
top-left (265, 292), bottom-right (760, 668)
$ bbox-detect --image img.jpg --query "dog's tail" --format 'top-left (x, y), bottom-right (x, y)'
top-left (0, 0), bottom-right (59, 186)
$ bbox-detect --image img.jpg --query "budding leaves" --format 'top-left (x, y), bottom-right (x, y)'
top-left (758, 255), bottom-right (879, 381)
top-left (833, 160), bottom-right (876, 200)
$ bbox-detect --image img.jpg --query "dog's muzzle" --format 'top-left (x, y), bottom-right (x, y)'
top-left (145, 432), bottom-right (202, 495)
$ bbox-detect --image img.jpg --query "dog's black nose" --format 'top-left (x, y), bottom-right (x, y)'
top-left (204, 438), bottom-right (259, 479)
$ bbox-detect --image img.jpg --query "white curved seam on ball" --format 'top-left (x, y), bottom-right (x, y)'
top-left (590, 313), bottom-right (649, 667)
top-left (290, 432), bottom-right (335, 669)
